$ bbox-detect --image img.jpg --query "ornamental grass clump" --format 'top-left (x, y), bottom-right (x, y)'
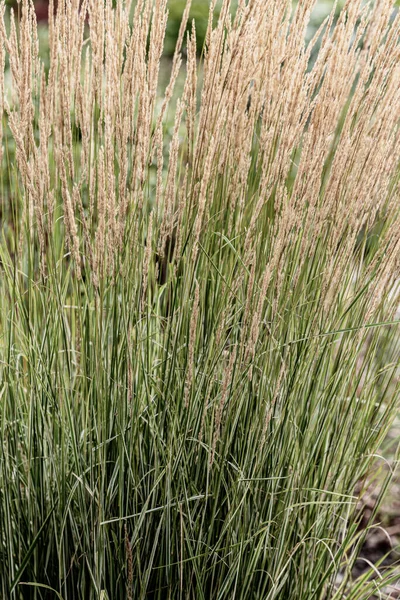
top-left (0, 0), bottom-right (400, 598)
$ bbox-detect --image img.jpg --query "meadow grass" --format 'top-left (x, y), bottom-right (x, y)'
top-left (0, 0), bottom-right (400, 598)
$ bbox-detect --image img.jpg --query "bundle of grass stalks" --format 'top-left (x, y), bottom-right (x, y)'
top-left (0, 0), bottom-right (400, 598)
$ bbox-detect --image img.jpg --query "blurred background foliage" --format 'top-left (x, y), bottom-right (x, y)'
top-left (165, 0), bottom-right (346, 53)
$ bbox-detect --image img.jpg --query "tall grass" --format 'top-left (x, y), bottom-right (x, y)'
top-left (0, 0), bottom-right (400, 598)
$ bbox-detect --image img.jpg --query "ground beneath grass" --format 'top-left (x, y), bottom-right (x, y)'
top-left (354, 419), bottom-right (400, 597)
